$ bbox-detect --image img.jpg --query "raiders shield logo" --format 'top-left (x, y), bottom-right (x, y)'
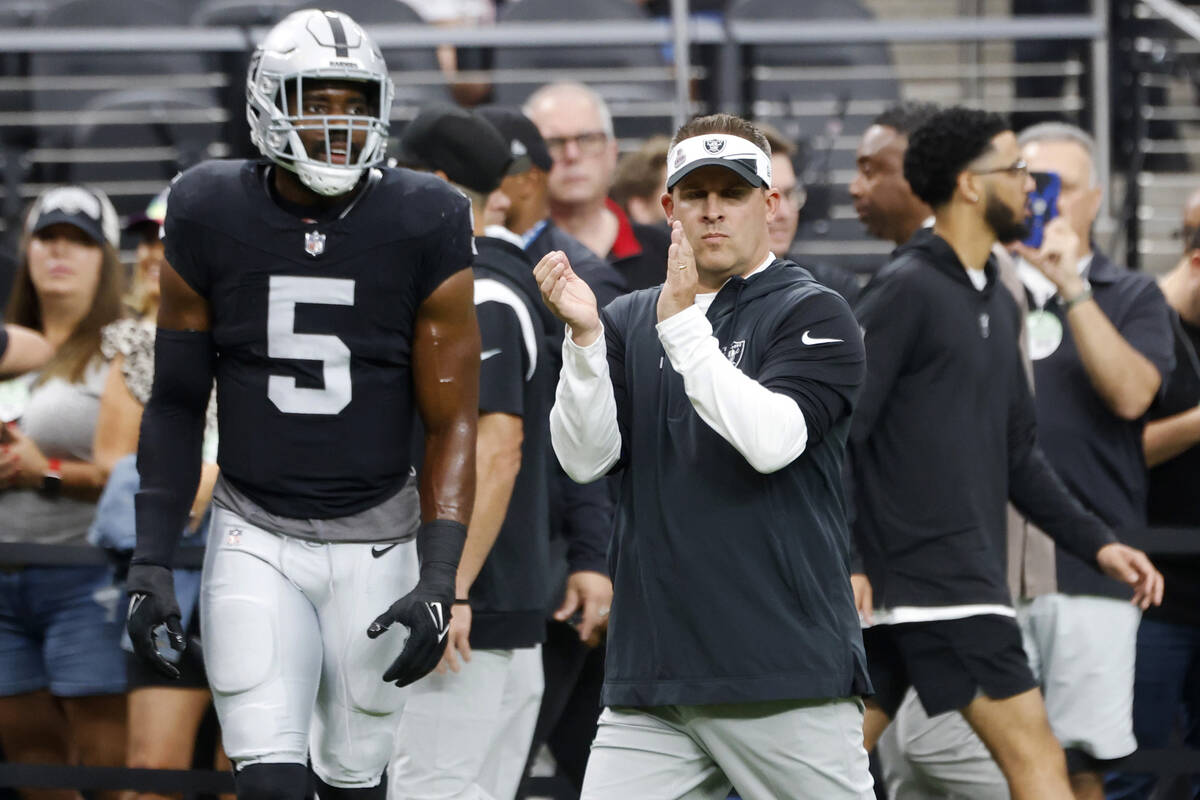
top-left (704, 137), bottom-right (726, 154)
top-left (305, 230), bottom-right (326, 257)
top-left (722, 340), bottom-right (746, 367)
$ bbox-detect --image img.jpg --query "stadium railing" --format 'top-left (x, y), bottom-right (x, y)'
top-left (0, 7), bottom-right (1108, 276)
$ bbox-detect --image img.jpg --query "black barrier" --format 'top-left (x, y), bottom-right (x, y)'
top-left (0, 542), bottom-right (206, 569)
top-left (0, 764), bottom-right (575, 797)
top-left (0, 764), bottom-right (234, 792)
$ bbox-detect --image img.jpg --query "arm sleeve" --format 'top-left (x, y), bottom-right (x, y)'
top-left (656, 291), bottom-right (864, 473)
top-left (476, 300), bottom-right (528, 417)
top-left (549, 322), bottom-right (623, 483)
top-left (850, 268), bottom-right (922, 443)
top-left (133, 329), bottom-right (215, 568)
top-left (1006, 356), bottom-right (1117, 563)
top-left (418, 191), bottom-right (475, 303)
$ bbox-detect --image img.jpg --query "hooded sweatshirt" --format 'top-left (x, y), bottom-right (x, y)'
top-left (851, 229), bottom-right (1114, 613)
top-left (552, 257), bottom-right (872, 707)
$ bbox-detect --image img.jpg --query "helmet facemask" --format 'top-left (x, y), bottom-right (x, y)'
top-left (250, 70), bottom-right (390, 196)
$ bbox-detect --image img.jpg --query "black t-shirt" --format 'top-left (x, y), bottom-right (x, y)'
top-left (164, 160), bottom-right (473, 519)
top-left (469, 237), bottom-right (554, 648)
top-left (1145, 313), bottom-right (1200, 626)
top-left (1028, 253), bottom-right (1175, 597)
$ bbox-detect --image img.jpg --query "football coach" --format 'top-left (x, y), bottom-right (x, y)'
top-left (534, 113), bottom-right (875, 800)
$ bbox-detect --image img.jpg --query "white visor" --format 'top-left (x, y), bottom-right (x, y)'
top-left (666, 133), bottom-right (772, 190)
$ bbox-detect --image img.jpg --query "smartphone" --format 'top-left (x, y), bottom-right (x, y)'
top-left (1022, 171), bottom-right (1061, 249)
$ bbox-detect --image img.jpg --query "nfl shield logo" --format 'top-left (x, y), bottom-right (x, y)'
top-left (305, 230), bottom-right (326, 257)
top-left (704, 137), bottom-right (726, 154)
top-left (722, 340), bottom-right (746, 367)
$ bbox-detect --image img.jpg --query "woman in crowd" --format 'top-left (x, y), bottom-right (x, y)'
top-left (92, 189), bottom-right (228, 800)
top-left (0, 186), bottom-right (128, 800)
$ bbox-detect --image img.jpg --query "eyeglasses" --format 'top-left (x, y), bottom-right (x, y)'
top-left (971, 159), bottom-right (1029, 178)
top-left (543, 131), bottom-right (608, 160)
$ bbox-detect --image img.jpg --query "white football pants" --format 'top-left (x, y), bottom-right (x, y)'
top-left (201, 507), bottom-right (419, 789)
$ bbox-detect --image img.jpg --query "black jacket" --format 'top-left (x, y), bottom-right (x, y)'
top-left (851, 229), bottom-right (1115, 609)
top-left (598, 259), bottom-right (871, 707)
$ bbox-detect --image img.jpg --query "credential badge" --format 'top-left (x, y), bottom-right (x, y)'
top-left (704, 137), bottom-right (726, 154)
top-left (723, 340), bottom-right (746, 367)
top-left (305, 230), bottom-right (326, 257)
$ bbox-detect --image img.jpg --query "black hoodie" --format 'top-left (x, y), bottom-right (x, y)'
top-left (597, 258), bottom-right (872, 707)
top-left (851, 229), bottom-right (1114, 610)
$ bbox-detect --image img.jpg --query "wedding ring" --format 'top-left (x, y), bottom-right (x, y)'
top-left (597, 606), bottom-right (610, 618)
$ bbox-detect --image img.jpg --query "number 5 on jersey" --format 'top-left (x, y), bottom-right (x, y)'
top-left (267, 275), bottom-right (354, 415)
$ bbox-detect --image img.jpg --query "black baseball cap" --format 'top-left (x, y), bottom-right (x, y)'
top-left (26, 185), bottom-right (120, 247)
top-left (395, 104), bottom-right (512, 194)
top-left (475, 106), bottom-right (553, 173)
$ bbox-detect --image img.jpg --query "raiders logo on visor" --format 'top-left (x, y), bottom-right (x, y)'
top-left (666, 133), bottom-right (772, 191)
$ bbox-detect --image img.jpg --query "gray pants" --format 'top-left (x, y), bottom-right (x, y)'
top-left (876, 689), bottom-right (1010, 800)
top-left (581, 698), bottom-right (874, 800)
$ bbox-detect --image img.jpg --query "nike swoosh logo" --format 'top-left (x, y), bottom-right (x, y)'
top-left (128, 593), bottom-right (145, 620)
top-left (481, 348), bottom-right (502, 361)
top-left (427, 602), bottom-right (449, 642)
top-left (371, 543), bottom-right (399, 558)
top-left (801, 330), bottom-right (843, 346)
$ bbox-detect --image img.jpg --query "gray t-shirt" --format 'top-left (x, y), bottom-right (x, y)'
top-left (0, 358), bottom-right (110, 546)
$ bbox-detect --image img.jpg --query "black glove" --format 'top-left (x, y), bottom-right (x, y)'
top-left (367, 520), bottom-right (466, 687)
top-left (126, 563), bottom-right (186, 680)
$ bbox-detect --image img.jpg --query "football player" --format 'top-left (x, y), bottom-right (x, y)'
top-left (124, 10), bottom-right (480, 799)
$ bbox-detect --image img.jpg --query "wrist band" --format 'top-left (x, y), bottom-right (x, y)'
top-left (454, 598), bottom-right (470, 605)
top-left (1063, 284), bottom-right (1093, 310)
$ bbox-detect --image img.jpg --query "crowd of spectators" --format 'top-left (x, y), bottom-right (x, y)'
top-left (0, 12), bottom-right (1196, 799)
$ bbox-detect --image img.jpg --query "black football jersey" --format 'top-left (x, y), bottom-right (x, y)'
top-left (164, 159), bottom-right (473, 519)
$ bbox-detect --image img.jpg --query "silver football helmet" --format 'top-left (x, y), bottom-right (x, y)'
top-left (246, 9), bottom-right (394, 196)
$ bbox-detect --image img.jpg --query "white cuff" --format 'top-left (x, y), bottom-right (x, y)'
top-left (550, 324), bottom-right (622, 482)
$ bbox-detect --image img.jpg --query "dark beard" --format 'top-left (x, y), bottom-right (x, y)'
top-left (983, 192), bottom-right (1029, 244)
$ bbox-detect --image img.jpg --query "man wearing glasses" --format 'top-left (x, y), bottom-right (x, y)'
top-left (851, 106), bottom-right (1164, 800)
top-left (524, 82), bottom-right (670, 291)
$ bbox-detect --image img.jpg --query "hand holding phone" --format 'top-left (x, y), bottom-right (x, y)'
top-left (1022, 171), bottom-right (1061, 249)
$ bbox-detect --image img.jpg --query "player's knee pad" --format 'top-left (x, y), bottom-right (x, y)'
top-left (313, 771), bottom-right (386, 800)
top-left (235, 763), bottom-right (310, 800)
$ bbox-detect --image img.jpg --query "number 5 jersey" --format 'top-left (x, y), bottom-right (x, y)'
top-left (163, 159), bottom-right (474, 522)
